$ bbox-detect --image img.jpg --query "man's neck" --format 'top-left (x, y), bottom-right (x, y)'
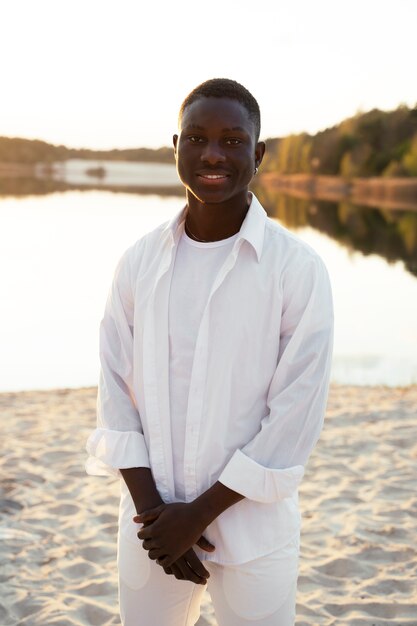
top-left (184, 190), bottom-right (251, 242)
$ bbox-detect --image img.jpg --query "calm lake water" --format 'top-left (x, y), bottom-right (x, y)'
top-left (1, 162), bottom-right (417, 391)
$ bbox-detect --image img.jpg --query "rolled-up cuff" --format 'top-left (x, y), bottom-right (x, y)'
top-left (85, 428), bottom-right (150, 478)
top-left (218, 449), bottom-right (305, 503)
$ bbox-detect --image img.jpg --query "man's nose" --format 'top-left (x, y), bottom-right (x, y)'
top-left (200, 141), bottom-right (226, 164)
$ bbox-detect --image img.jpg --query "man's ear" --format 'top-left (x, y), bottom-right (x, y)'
top-left (173, 134), bottom-right (178, 156)
top-left (255, 141), bottom-right (266, 169)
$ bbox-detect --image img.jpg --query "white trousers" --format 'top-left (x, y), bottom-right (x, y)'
top-left (118, 534), bottom-right (299, 626)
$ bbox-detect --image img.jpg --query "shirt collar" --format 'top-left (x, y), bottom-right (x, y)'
top-left (237, 192), bottom-right (267, 263)
top-left (164, 192), bottom-right (267, 263)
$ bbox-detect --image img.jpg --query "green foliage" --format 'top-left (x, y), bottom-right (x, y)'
top-left (340, 144), bottom-right (373, 178)
top-left (402, 134), bottom-right (417, 176)
top-left (263, 104), bottom-right (417, 178)
top-left (262, 133), bottom-right (313, 174)
top-left (382, 160), bottom-right (406, 177)
top-left (0, 137), bottom-right (175, 164)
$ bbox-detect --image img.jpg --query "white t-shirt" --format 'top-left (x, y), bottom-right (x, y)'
top-left (168, 229), bottom-right (239, 500)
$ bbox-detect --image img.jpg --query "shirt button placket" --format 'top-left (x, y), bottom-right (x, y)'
top-left (184, 317), bottom-right (209, 500)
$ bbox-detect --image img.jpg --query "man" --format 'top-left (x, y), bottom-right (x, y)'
top-left (86, 78), bottom-right (333, 625)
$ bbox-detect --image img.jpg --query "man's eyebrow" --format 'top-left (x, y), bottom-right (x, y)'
top-left (183, 124), bottom-right (249, 133)
top-left (222, 126), bottom-right (247, 133)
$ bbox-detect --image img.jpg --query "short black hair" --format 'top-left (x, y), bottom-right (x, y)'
top-left (179, 78), bottom-right (261, 141)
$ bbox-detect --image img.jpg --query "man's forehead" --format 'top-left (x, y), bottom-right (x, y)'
top-left (180, 97), bottom-right (254, 131)
top-left (183, 123), bottom-right (248, 133)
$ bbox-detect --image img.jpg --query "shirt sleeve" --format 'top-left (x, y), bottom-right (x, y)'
top-left (218, 252), bottom-right (334, 503)
top-left (85, 247), bottom-right (150, 478)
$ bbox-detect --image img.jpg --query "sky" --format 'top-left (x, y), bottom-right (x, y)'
top-left (1, 0), bottom-right (416, 150)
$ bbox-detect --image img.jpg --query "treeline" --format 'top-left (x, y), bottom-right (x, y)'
top-left (262, 105), bottom-right (417, 178)
top-left (0, 137), bottom-right (174, 164)
top-left (2, 104), bottom-right (417, 177)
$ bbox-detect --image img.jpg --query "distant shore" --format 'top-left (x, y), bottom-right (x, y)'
top-left (0, 162), bottom-right (36, 177)
top-left (2, 160), bottom-right (417, 210)
top-left (1, 384), bottom-right (417, 625)
top-left (260, 172), bottom-right (417, 211)
top-left (0, 160), bottom-right (184, 198)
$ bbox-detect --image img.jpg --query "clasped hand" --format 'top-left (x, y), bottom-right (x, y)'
top-left (135, 502), bottom-right (211, 568)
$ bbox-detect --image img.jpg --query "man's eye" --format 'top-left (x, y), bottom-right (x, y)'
top-left (188, 136), bottom-right (204, 143)
top-left (225, 138), bottom-right (242, 145)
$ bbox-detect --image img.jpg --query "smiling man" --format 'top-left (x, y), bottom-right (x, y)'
top-left (86, 78), bottom-right (334, 625)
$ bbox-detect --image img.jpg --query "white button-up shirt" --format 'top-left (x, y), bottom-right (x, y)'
top-left (85, 193), bottom-right (334, 564)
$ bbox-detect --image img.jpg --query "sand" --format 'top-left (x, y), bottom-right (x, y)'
top-left (0, 385), bottom-right (416, 625)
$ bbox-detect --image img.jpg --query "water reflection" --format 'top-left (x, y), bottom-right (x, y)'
top-left (253, 183), bottom-right (417, 278)
top-left (1, 161), bottom-right (417, 280)
top-left (0, 160), bottom-right (183, 198)
top-left (0, 175), bottom-right (184, 198)
top-left (1, 183), bottom-right (417, 389)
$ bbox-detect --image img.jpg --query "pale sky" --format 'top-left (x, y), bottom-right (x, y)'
top-left (1, 0), bottom-right (416, 150)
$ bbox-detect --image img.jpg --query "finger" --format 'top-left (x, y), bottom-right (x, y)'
top-left (196, 535), bottom-right (215, 552)
top-left (134, 505), bottom-right (164, 523)
top-left (176, 557), bottom-right (204, 585)
top-left (133, 511), bottom-right (159, 524)
top-left (169, 562), bottom-right (185, 580)
top-left (148, 548), bottom-right (163, 561)
top-left (158, 553), bottom-right (175, 568)
top-left (133, 513), bottom-right (159, 524)
top-left (137, 526), bottom-right (152, 540)
top-left (142, 539), bottom-right (153, 550)
top-left (185, 550), bottom-right (210, 580)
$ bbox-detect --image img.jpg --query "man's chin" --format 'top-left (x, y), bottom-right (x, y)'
top-left (186, 189), bottom-right (227, 205)
top-left (185, 184), bottom-right (242, 206)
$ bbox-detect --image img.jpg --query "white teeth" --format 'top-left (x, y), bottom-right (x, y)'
top-left (202, 174), bottom-right (226, 179)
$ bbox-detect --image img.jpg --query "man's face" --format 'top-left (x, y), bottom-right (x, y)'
top-left (173, 97), bottom-right (264, 204)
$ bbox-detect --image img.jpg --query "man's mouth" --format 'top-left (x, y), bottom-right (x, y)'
top-left (197, 172), bottom-right (230, 184)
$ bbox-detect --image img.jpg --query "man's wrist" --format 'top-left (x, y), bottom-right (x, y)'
top-left (189, 494), bottom-right (216, 529)
top-left (137, 493), bottom-right (164, 514)
top-left (120, 467), bottom-right (163, 515)
top-left (191, 481), bottom-right (244, 527)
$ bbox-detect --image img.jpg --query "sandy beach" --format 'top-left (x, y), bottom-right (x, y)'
top-left (1, 385), bottom-right (416, 625)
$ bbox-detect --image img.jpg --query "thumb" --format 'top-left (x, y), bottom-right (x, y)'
top-left (196, 535), bottom-right (215, 552)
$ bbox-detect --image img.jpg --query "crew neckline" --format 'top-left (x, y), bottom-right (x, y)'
top-left (182, 229), bottom-right (239, 248)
